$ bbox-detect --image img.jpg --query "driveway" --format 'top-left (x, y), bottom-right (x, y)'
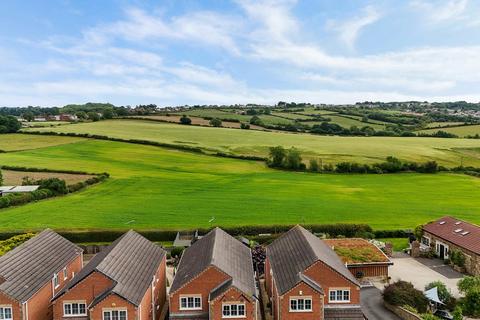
top-left (361, 287), bottom-right (400, 320)
top-left (389, 253), bottom-right (464, 297)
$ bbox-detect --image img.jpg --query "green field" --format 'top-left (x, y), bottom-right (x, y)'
top-left (175, 108), bottom-right (294, 125)
top-left (419, 124), bottom-right (480, 137)
top-left (1, 134), bottom-right (480, 231)
top-left (23, 120), bottom-right (480, 167)
top-left (0, 134), bottom-right (84, 151)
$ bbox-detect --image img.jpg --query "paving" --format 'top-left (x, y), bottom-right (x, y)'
top-left (389, 252), bottom-right (464, 297)
top-left (361, 287), bottom-right (400, 320)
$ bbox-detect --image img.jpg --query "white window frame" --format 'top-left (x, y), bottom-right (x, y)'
top-left (329, 289), bottom-right (351, 303)
top-left (102, 308), bottom-right (128, 320)
top-left (53, 272), bottom-right (59, 289)
top-left (179, 295), bottom-right (202, 311)
top-left (63, 301), bottom-right (87, 317)
top-left (222, 303), bottom-right (246, 318)
top-left (289, 297), bottom-right (313, 312)
top-left (436, 241), bottom-right (450, 259)
top-left (421, 236), bottom-right (430, 246)
top-left (0, 306), bottom-right (13, 320)
top-left (63, 267), bottom-right (68, 280)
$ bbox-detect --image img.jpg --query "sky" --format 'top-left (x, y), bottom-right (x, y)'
top-left (1, 0), bottom-right (480, 107)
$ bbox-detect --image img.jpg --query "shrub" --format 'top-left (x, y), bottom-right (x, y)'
top-left (461, 289), bottom-right (480, 317)
top-left (0, 233), bottom-right (36, 256)
top-left (209, 118), bottom-right (222, 127)
top-left (383, 281), bottom-right (429, 313)
top-left (425, 281), bottom-right (451, 303)
top-left (450, 249), bottom-right (466, 268)
top-left (170, 247), bottom-right (185, 258)
top-left (38, 178), bottom-right (68, 195)
top-left (240, 123), bottom-right (250, 129)
top-left (180, 115), bottom-right (192, 125)
top-left (453, 306), bottom-right (463, 320)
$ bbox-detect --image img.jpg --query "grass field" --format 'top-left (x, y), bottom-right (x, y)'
top-left (2, 170), bottom-right (93, 185)
top-left (23, 120), bottom-right (480, 167)
top-left (0, 134), bottom-right (85, 151)
top-left (0, 135), bottom-right (480, 231)
top-left (419, 124), bottom-right (480, 137)
top-left (424, 122), bottom-right (465, 129)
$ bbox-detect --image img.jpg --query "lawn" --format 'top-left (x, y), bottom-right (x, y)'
top-left (0, 133), bottom-right (84, 151)
top-left (419, 124), bottom-right (480, 137)
top-left (23, 120), bottom-right (480, 167)
top-left (0, 136), bottom-right (480, 231)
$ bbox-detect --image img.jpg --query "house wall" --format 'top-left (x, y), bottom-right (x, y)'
top-left (0, 292), bottom-right (22, 320)
top-left (210, 286), bottom-right (256, 320)
top-left (424, 231), bottom-right (480, 276)
top-left (303, 261), bottom-right (360, 306)
top-left (52, 271), bottom-right (114, 319)
top-left (265, 258), bottom-right (272, 297)
top-left (89, 293), bottom-right (137, 320)
top-left (139, 255), bottom-right (167, 320)
top-left (278, 282), bottom-right (324, 320)
top-left (169, 266), bottom-right (229, 318)
top-left (347, 265), bottom-right (389, 279)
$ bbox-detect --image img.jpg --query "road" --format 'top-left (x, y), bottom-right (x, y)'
top-left (361, 287), bottom-right (400, 320)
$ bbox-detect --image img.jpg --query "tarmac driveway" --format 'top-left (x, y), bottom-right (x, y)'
top-left (389, 252), bottom-right (464, 297)
top-left (361, 287), bottom-right (400, 320)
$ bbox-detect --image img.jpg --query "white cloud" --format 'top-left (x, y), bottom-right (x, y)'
top-left (410, 0), bottom-right (469, 23)
top-left (328, 5), bottom-right (382, 50)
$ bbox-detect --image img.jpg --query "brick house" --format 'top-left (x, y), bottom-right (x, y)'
top-left (169, 227), bottom-right (258, 320)
top-left (422, 216), bottom-right (480, 276)
top-left (0, 229), bottom-right (83, 320)
top-left (52, 230), bottom-right (167, 320)
top-left (265, 226), bottom-right (364, 320)
top-left (323, 238), bottom-right (393, 280)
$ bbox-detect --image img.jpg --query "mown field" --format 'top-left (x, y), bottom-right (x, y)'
top-left (23, 120), bottom-right (480, 167)
top-left (419, 124), bottom-right (480, 137)
top-left (0, 134), bottom-right (480, 231)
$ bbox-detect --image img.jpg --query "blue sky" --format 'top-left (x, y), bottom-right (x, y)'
top-left (1, 0), bottom-right (480, 107)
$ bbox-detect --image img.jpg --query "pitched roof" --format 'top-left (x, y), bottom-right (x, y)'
top-left (423, 216), bottom-right (480, 255)
top-left (267, 226), bottom-right (359, 295)
top-left (0, 229), bottom-right (82, 302)
top-left (55, 230), bottom-right (165, 306)
top-left (170, 228), bottom-right (255, 297)
top-left (323, 238), bottom-right (392, 265)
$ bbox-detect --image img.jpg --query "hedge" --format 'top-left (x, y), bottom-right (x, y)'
top-left (0, 165), bottom-right (105, 176)
top-left (215, 152), bottom-right (267, 162)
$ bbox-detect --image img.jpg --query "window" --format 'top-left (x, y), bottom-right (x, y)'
top-left (64, 302), bottom-right (87, 316)
top-left (53, 273), bottom-right (59, 288)
top-left (329, 289), bottom-right (350, 303)
top-left (289, 298), bottom-right (312, 312)
top-left (0, 307), bottom-right (13, 320)
top-left (63, 267), bottom-right (68, 280)
top-left (179, 296), bottom-right (201, 310)
top-left (421, 236), bottom-right (430, 246)
top-left (222, 303), bottom-right (246, 318)
top-left (103, 310), bottom-right (127, 320)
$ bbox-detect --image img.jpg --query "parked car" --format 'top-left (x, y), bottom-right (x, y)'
top-left (434, 310), bottom-right (454, 320)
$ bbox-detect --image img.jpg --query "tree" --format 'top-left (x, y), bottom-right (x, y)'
top-left (38, 178), bottom-right (68, 195)
top-left (180, 115), bottom-right (192, 125)
top-left (452, 306), bottom-right (463, 320)
top-left (22, 111), bottom-right (34, 122)
top-left (0, 115), bottom-right (21, 133)
top-left (458, 276), bottom-right (480, 317)
top-left (458, 276), bottom-right (480, 295)
top-left (268, 146), bottom-right (286, 167)
top-left (209, 118), bottom-right (222, 127)
top-left (102, 109), bottom-right (114, 119)
top-left (240, 123), bottom-right (250, 129)
top-left (425, 281), bottom-right (451, 303)
top-left (285, 147), bottom-right (302, 170)
top-left (383, 281), bottom-right (428, 313)
top-left (76, 111), bottom-right (87, 120)
top-left (250, 115), bottom-right (263, 126)
top-left (309, 159), bottom-right (320, 172)
top-left (87, 112), bottom-right (100, 122)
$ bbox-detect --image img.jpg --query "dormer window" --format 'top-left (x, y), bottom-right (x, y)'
top-left (53, 272), bottom-right (59, 288)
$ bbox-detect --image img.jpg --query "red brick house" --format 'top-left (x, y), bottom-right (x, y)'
top-left (0, 229), bottom-right (83, 320)
top-left (52, 230), bottom-right (167, 320)
top-left (422, 216), bottom-right (480, 276)
top-left (169, 227), bottom-right (258, 320)
top-left (323, 238), bottom-right (393, 280)
top-left (265, 226), bottom-right (364, 320)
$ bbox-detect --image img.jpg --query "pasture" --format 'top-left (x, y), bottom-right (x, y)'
top-left (24, 120), bottom-right (480, 167)
top-left (0, 134), bottom-right (84, 151)
top-left (419, 124), bottom-right (480, 137)
top-left (0, 135), bottom-right (480, 231)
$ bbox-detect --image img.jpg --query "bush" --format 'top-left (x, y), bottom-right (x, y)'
top-left (383, 281), bottom-right (429, 313)
top-left (425, 281), bottom-right (451, 303)
top-left (170, 246), bottom-right (185, 258)
top-left (240, 123), bottom-right (250, 130)
top-left (209, 118), bottom-right (222, 127)
top-left (450, 249), bottom-right (466, 268)
top-left (0, 233), bottom-right (36, 255)
top-left (180, 115), bottom-right (192, 125)
top-left (38, 178), bottom-right (68, 195)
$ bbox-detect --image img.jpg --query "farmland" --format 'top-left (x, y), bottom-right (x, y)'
top-left (418, 124), bottom-right (480, 137)
top-left (23, 120), bottom-right (480, 167)
top-left (0, 134), bottom-right (480, 231)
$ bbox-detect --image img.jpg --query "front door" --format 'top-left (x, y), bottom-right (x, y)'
top-left (439, 244), bottom-right (445, 259)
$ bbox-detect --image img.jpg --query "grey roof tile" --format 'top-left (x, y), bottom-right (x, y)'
top-left (0, 229), bottom-right (82, 302)
top-left (170, 228), bottom-right (255, 298)
top-left (267, 226), bottom-right (359, 295)
top-left (55, 230), bottom-right (165, 306)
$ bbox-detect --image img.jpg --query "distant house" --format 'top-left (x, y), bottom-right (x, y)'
top-left (34, 116), bottom-right (47, 122)
top-left (323, 238), bottom-right (393, 280)
top-left (59, 114), bottom-right (78, 121)
top-left (169, 227), bottom-right (258, 320)
top-left (0, 185), bottom-right (39, 197)
top-left (0, 229), bottom-right (83, 320)
top-left (52, 230), bottom-right (167, 320)
top-left (422, 216), bottom-right (480, 276)
top-left (265, 226), bottom-right (364, 320)
top-left (173, 230), bottom-right (200, 247)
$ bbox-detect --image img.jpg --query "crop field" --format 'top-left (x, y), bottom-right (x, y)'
top-left (424, 122), bottom-right (465, 129)
top-left (23, 120), bottom-right (480, 167)
top-left (1, 134), bottom-right (480, 232)
top-left (419, 124), bottom-right (480, 137)
top-left (321, 115), bottom-right (386, 130)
